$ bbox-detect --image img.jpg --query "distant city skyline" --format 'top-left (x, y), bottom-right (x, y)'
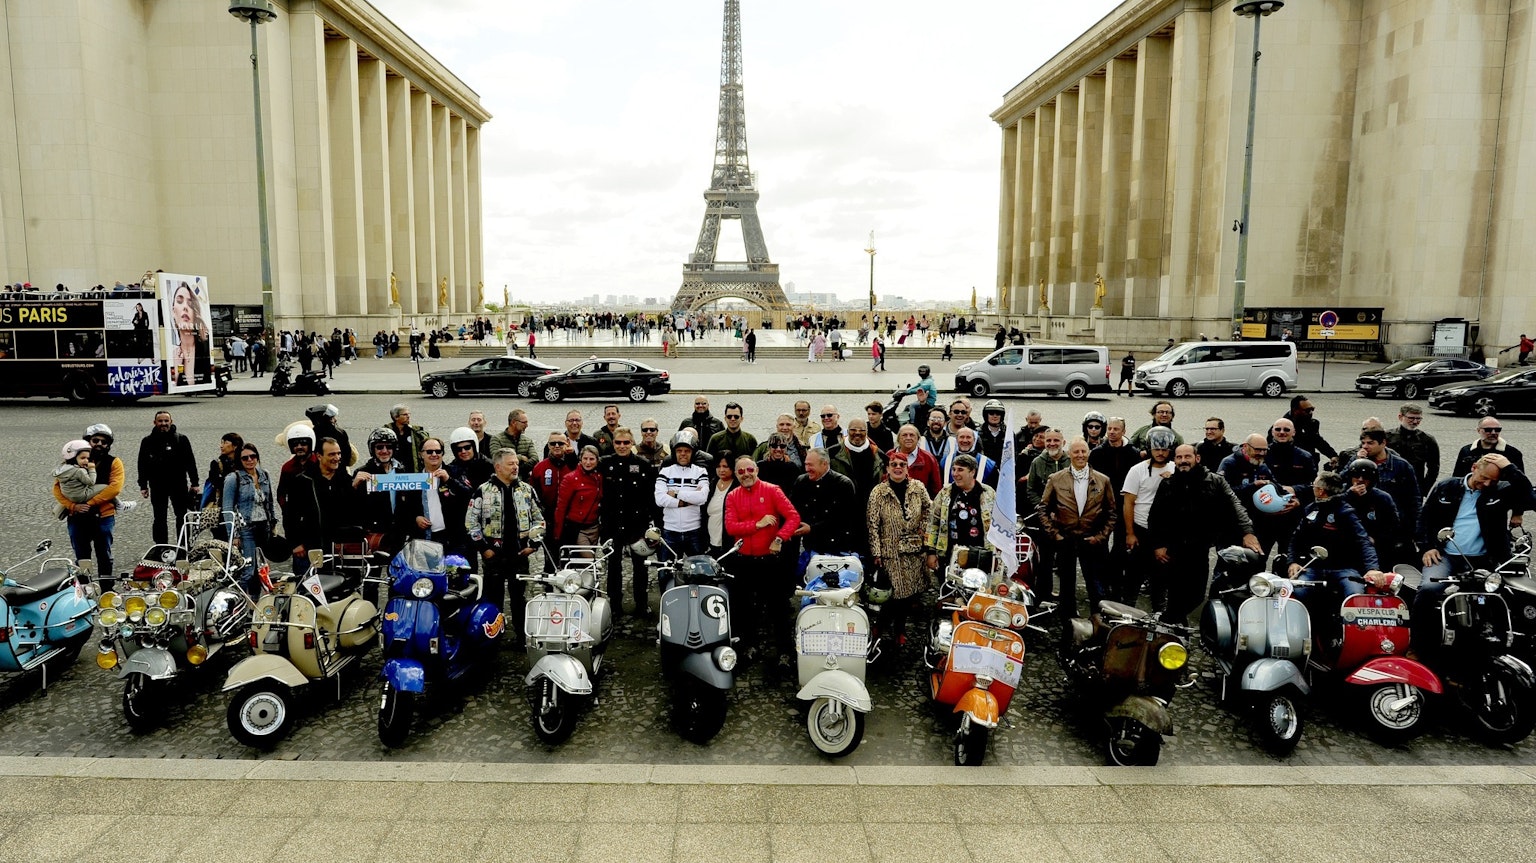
top-left (367, 0), bottom-right (1123, 305)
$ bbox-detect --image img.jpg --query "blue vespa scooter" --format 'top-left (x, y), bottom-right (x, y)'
top-left (0, 539), bottom-right (97, 688)
top-left (376, 540), bottom-right (505, 746)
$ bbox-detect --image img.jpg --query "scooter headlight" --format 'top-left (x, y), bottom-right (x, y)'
top-left (411, 577), bottom-right (434, 598)
top-left (562, 573), bottom-right (581, 594)
top-left (1157, 642), bottom-right (1189, 671)
top-left (123, 595), bottom-right (147, 623)
top-left (152, 572), bottom-right (176, 591)
top-left (98, 608), bottom-right (122, 627)
top-left (714, 646), bottom-right (738, 671)
top-left (158, 590), bottom-right (181, 610)
top-left (144, 606), bottom-right (169, 628)
top-left (1248, 575), bottom-right (1275, 598)
top-left (983, 605), bottom-right (1011, 627)
top-left (1483, 571), bottom-right (1504, 593)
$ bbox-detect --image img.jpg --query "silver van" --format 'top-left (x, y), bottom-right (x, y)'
top-left (1135, 341), bottom-right (1297, 397)
top-left (954, 344), bottom-right (1111, 399)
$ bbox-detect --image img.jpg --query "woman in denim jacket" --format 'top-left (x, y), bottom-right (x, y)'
top-left (223, 442), bottom-right (277, 595)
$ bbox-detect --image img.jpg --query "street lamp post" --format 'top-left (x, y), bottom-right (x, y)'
top-left (1230, 0), bottom-right (1283, 339)
top-left (229, 1), bottom-right (277, 367)
top-left (864, 231), bottom-right (876, 320)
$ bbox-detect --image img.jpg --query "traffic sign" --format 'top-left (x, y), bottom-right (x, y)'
top-left (1319, 309), bottom-right (1339, 329)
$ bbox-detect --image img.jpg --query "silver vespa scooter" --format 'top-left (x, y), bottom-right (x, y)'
top-left (793, 554), bottom-right (873, 757)
top-left (521, 540), bottom-right (614, 744)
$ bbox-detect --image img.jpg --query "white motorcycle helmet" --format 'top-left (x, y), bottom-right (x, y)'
top-left (628, 526), bottom-right (664, 559)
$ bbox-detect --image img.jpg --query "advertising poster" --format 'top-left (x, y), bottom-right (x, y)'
top-left (158, 274), bottom-right (215, 394)
top-left (103, 298), bottom-right (163, 396)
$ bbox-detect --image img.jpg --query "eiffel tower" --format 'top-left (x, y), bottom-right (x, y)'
top-left (672, 0), bottom-right (789, 316)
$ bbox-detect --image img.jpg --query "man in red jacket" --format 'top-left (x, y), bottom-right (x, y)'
top-left (725, 454), bottom-right (801, 666)
top-left (531, 432), bottom-right (575, 572)
top-left (892, 423), bottom-right (942, 496)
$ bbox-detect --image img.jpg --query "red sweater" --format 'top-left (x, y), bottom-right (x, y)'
top-left (554, 467), bottom-right (602, 537)
top-left (724, 480), bottom-right (801, 556)
top-left (896, 448), bottom-right (943, 496)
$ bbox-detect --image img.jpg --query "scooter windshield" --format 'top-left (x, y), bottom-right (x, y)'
top-left (391, 540), bottom-right (446, 579)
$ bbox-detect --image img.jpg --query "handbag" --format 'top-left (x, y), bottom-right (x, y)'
top-left (259, 531), bottom-right (291, 562)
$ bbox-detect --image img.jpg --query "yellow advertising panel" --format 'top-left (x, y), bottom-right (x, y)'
top-left (1241, 323), bottom-right (1269, 339)
top-left (1307, 324), bottom-right (1380, 340)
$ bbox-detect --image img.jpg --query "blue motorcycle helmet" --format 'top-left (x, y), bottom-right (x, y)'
top-left (1252, 483), bottom-right (1294, 514)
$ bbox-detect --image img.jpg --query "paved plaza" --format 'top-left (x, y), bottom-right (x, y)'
top-left (0, 360), bottom-right (1533, 860)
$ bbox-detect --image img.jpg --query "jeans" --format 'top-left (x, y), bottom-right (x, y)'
top-left (661, 528), bottom-right (706, 560)
top-left (483, 550), bottom-right (530, 643)
top-left (66, 513), bottom-right (115, 586)
top-left (1053, 535), bottom-right (1109, 626)
top-left (234, 520), bottom-right (271, 596)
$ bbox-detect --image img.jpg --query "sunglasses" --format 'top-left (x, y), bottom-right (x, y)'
top-left (453, 443), bottom-right (476, 452)
top-left (373, 443), bottom-right (394, 449)
top-left (1483, 427), bottom-right (1503, 433)
top-left (241, 454), bottom-right (259, 461)
top-left (614, 440), bottom-right (633, 446)
top-left (641, 428), bottom-right (658, 433)
top-left (421, 449), bottom-right (443, 455)
top-left (821, 413), bottom-right (836, 418)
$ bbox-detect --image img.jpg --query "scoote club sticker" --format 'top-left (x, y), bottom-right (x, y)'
top-left (482, 613), bottom-right (506, 639)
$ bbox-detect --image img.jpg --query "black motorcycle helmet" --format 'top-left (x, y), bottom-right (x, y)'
top-left (1344, 458), bottom-right (1379, 486)
top-left (917, 364), bottom-right (931, 379)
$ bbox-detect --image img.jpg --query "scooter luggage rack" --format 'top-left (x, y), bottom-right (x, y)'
top-left (525, 595), bottom-right (591, 645)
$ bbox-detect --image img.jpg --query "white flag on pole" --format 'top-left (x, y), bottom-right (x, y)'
top-left (987, 409), bottom-right (1019, 576)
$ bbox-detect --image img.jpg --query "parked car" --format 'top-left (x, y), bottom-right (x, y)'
top-left (1136, 341), bottom-right (1296, 397)
top-left (1427, 366), bottom-right (1536, 417)
top-left (953, 344), bottom-right (1111, 399)
top-left (419, 356), bottom-right (559, 398)
top-left (1354, 357), bottom-right (1493, 400)
top-left (526, 358), bottom-right (671, 403)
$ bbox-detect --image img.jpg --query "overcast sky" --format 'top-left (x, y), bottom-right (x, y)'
top-left (367, 0), bottom-right (1124, 305)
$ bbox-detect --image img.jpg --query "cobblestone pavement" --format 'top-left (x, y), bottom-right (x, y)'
top-left (0, 388), bottom-right (1531, 767)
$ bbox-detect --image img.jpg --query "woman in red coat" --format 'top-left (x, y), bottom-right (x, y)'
top-left (554, 445), bottom-right (603, 559)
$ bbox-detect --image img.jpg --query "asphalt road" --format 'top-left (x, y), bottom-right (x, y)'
top-left (0, 386), bottom-right (1531, 767)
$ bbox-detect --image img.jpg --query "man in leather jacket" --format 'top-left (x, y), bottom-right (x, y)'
top-left (1149, 445), bottom-right (1261, 623)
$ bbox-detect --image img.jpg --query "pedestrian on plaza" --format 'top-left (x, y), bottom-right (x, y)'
top-left (925, 454), bottom-right (995, 571)
top-left (466, 449), bottom-right (542, 644)
top-left (526, 328), bottom-right (537, 359)
top-left (725, 455), bottom-right (801, 666)
top-left (1452, 416), bottom-right (1525, 478)
top-left (745, 328), bottom-right (757, 363)
top-left (248, 335), bottom-right (266, 377)
top-left (222, 442), bottom-right (277, 595)
top-left (1118, 351), bottom-right (1137, 396)
top-left (1148, 444), bottom-right (1260, 623)
top-left (1038, 437), bottom-right (1117, 626)
top-left (137, 410), bottom-right (199, 546)
top-left (51, 425), bottom-right (124, 586)
top-left (866, 452), bottom-right (931, 646)
top-left (871, 334), bottom-right (885, 371)
top-left (1385, 403), bottom-right (1440, 496)
top-left (1498, 333), bottom-right (1533, 366)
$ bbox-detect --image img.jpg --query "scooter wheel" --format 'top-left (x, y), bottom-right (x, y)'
top-left (122, 673), bottom-right (165, 734)
top-left (1359, 682), bottom-right (1427, 745)
top-left (806, 697), bottom-right (865, 757)
top-left (954, 716), bottom-right (989, 767)
top-left (676, 682), bottom-right (727, 744)
top-left (377, 681), bottom-right (414, 748)
top-left (227, 683), bottom-right (296, 749)
top-left (530, 679), bottom-right (578, 745)
top-left (1105, 717), bottom-right (1162, 766)
top-left (1250, 690), bottom-right (1304, 755)
top-left (1466, 665), bottom-right (1536, 746)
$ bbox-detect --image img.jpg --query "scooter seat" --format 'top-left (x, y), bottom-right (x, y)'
top-left (316, 573), bottom-right (351, 603)
top-left (0, 563), bottom-right (75, 606)
top-left (1097, 600), bottom-right (1148, 621)
top-left (1069, 617), bottom-right (1096, 645)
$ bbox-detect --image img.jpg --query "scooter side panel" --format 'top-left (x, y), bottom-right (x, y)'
top-left (382, 657), bottom-right (427, 693)
top-left (1107, 695), bottom-right (1174, 734)
top-left (1337, 594), bottom-right (1412, 669)
top-left (40, 586), bottom-right (95, 642)
top-left (222, 653), bottom-right (310, 692)
top-left (120, 647), bottom-right (178, 681)
top-left (524, 652), bottom-right (593, 695)
top-left (796, 668), bottom-right (872, 712)
top-left (335, 596), bottom-right (380, 651)
top-left (1345, 656), bottom-right (1443, 694)
top-left (1240, 657), bottom-right (1310, 696)
top-left (465, 602), bottom-right (506, 647)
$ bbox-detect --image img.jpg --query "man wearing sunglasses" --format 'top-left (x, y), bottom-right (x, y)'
top-left (599, 427), bottom-right (659, 616)
top-left (353, 427), bottom-right (425, 557)
top-left (1452, 416), bottom-right (1526, 479)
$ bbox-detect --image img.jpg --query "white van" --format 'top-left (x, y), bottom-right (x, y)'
top-left (1135, 341), bottom-right (1297, 397)
top-left (954, 344), bottom-right (1112, 399)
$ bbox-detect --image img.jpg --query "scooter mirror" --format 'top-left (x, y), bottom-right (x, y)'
top-left (35, 540), bottom-right (51, 553)
top-left (1310, 546), bottom-right (1329, 560)
top-left (1393, 563), bottom-right (1422, 591)
top-left (1437, 526), bottom-right (1456, 543)
top-left (308, 548), bottom-right (324, 568)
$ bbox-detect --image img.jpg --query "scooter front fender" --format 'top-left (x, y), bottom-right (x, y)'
top-left (117, 646), bottom-right (178, 682)
top-left (796, 669), bottom-right (872, 712)
top-left (953, 687), bottom-right (999, 729)
top-left (674, 648), bottom-right (735, 691)
top-left (1345, 656), bottom-right (1444, 695)
top-left (1107, 695), bottom-right (1174, 735)
top-left (222, 653), bottom-right (310, 692)
top-left (1493, 654), bottom-right (1536, 689)
top-left (524, 653), bottom-right (592, 695)
top-left (382, 657), bottom-right (427, 693)
top-left (1240, 657), bottom-right (1310, 696)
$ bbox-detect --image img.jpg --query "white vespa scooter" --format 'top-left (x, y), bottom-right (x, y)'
top-left (793, 554), bottom-right (873, 757)
top-left (520, 539), bottom-right (614, 744)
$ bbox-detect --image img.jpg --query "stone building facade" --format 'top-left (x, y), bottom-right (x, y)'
top-left (0, 0), bottom-right (488, 333)
top-left (993, 0), bottom-right (1533, 354)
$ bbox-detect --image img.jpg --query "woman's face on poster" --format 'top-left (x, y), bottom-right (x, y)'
top-left (172, 286), bottom-right (198, 330)
top-left (135, 303), bottom-right (144, 314)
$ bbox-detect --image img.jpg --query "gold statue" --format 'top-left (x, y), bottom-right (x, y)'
top-left (1093, 273), bottom-right (1106, 309)
top-left (1038, 279), bottom-right (1048, 311)
top-left (1000, 283), bottom-right (1009, 312)
top-left (389, 271), bottom-right (399, 305)
top-left (438, 277), bottom-right (448, 307)
top-left (476, 281), bottom-right (484, 308)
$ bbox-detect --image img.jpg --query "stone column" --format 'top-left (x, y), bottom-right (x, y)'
top-left (358, 57), bottom-right (391, 317)
top-left (287, 11), bottom-right (335, 319)
top-left (996, 121), bottom-right (1018, 314)
top-left (386, 75), bottom-right (416, 317)
top-left (1010, 115), bottom-right (1035, 318)
top-left (1028, 103), bottom-right (1056, 306)
top-left (410, 89), bottom-right (436, 320)
top-left (1072, 75), bottom-right (1105, 315)
top-left (1127, 35), bottom-right (1172, 317)
top-left (1163, 17), bottom-right (1207, 320)
top-left (324, 36), bottom-right (365, 317)
top-left (466, 123), bottom-right (484, 304)
top-left (1099, 55), bottom-right (1136, 316)
top-left (451, 114), bottom-right (471, 313)
top-left (431, 102), bottom-right (454, 318)
top-left (1048, 89), bottom-right (1079, 312)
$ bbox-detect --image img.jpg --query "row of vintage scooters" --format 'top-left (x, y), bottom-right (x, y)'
top-left (1, 504), bottom-right (1533, 764)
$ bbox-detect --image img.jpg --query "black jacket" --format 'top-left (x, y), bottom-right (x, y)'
top-left (1280, 411), bottom-right (1337, 461)
top-left (1147, 465), bottom-right (1253, 550)
top-left (598, 452), bottom-right (658, 538)
top-left (678, 412), bottom-right (725, 445)
top-left (1452, 440), bottom-right (1525, 479)
top-left (790, 470), bottom-right (859, 553)
top-left (1291, 496), bottom-right (1377, 572)
top-left (137, 425), bottom-right (198, 491)
top-left (282, 468), bottom-right (361, 551)
top-left (1419, 466), bottom-right (1533, 560)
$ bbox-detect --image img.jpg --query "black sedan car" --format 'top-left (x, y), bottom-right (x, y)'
top-left (525, 358), bottom-right (671, 403)
top-left (419, 356), bottom-right (559, 398)
top-left (1354, 356), bottom-right (1493, 400)
top-left (1427, 366), bottom-right (1536, 417)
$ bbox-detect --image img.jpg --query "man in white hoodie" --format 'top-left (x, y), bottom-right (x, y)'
top-left (654, 430), bottom-right (710, 557)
